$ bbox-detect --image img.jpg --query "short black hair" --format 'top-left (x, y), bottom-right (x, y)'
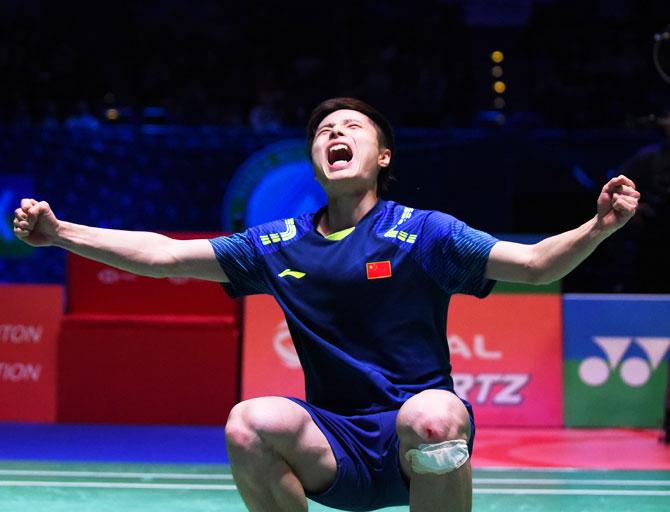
top-left (306, 97), bottom-right (395, 193)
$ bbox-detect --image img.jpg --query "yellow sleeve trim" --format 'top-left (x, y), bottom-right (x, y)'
top-left (325, 226), bottom-right (355, 241)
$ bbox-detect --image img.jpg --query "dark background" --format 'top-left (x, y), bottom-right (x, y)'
top-left (2, 0), bottom-right (668, 128)
top-left (1, 0), bottom-right (669, 291)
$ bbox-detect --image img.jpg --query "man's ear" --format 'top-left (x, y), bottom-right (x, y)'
top-left (378, 148), bottom-right (392, 168)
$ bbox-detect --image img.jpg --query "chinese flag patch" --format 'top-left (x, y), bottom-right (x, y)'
top-left (366, 260), bottom-right (392, 280)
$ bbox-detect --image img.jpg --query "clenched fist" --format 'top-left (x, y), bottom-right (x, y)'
top-left (13, 198), bottom-right (61, 247)
top-left (596, 175), bottom-right (640, 233)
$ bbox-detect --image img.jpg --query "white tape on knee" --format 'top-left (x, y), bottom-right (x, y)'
top-left (405, 439), bottom-right (469, 475)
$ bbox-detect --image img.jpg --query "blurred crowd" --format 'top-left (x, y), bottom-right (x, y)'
top-left (1, 0), bottom-right (669, 291)
top-left (1, 0), bottom-right (668, 130)
top-left (0, 121), bottom-right (659, 288)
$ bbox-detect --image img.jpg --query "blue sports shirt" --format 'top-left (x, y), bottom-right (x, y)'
top-left (210, 200), bottom-right (498, 415)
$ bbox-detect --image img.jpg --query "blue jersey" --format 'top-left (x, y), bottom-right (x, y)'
top-left (210, 199), bottom-right (498, 415)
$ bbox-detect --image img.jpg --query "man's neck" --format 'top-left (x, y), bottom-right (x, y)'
top-left (318, 190), bottom-right (379, 236)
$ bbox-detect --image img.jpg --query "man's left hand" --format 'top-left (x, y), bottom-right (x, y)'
top-left (596, 174), bottom-right (640, 233)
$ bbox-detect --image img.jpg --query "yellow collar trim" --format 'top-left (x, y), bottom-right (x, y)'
top-left (324, 226), bottom-right (355, 241)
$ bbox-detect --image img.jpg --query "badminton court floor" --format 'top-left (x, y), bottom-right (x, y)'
top-left (1, 424), bottom-right (668, 511)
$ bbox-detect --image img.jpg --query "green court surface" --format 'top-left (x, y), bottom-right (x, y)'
top-left (0, 461), bottom-right (668, 512)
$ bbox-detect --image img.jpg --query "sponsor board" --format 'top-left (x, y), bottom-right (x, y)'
top-left (563, 294), bottom-right (670, 427)
top-left (0, 285), bottom-right (63, 421)
top-left (67, 232), bottom-right (239, 316)
top-left (57, 316), bottom-right (239, 424)
top-left (242, 294), bottom-right (563, 426)
top-left (449, 294), bottom-right (563, 426)
top-left (242, 295), bottom-right (305, 400)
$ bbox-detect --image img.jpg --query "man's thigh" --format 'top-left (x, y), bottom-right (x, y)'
top-left (228, 396), bottom-right (338, 493)
top-left (286, 399), bottom-right (410, 511)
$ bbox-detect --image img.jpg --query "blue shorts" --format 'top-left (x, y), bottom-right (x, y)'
top-left (287, 397), bottom-right (475, 512)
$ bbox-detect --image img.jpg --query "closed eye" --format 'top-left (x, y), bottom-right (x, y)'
top-left (317, 121), bottom-right (362, 135)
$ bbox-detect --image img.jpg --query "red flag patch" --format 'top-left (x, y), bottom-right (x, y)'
top-left (366, 260), bottom-right (392, 280)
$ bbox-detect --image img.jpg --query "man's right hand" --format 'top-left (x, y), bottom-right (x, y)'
top-left (13, 198), bottom-right (60, 247)
top-left (12, 197), bottom-right (229, 282)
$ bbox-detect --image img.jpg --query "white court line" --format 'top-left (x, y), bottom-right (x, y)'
top-left (0, 481), bottom-right (237, 491)
top-left (0, 471), bottom-right (666, 487)
top-left (476, 489), bottom-right (670, 496)
top-left (1, 470), bottom-right (666, 487)
top-left (476, 466), bottom-right (669, 472)
top-left (0, 470), bottom-right (232, 480)
top-left (0, 481), bottom-right (669, 496)
top-left (474, 478), bottom-right (670, 486)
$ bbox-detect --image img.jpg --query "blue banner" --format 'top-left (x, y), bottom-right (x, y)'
top-left (0, 175), bottom-right (34, 257)
top-left (563, 294), bottom-right (670, 427)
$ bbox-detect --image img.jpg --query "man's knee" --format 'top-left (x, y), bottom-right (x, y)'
top-left (226, 399), bottom-right (277, 448)
top-left (225, 400), bottom-right (260, 452)
top-left (396, 390), bottom-right (470, 444)
top-left (397, 390), bottom-right (471, 475)
top-left (225, 398), bottom-right (304, 453)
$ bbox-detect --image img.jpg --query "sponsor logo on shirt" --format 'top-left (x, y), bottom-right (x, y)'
top-left (278, 269), bottom-right (306, 279)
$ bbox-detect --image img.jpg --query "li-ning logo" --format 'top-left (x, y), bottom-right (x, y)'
top-left (579, 336), bottom-right (670, 387)
top-left (278, 269), bottom-right (306, 279)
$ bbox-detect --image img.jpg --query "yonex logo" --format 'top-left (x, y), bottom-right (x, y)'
top-left (579, 336), bottom-right (670, 387)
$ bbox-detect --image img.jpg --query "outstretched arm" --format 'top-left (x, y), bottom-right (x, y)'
top-left (13, 198), bottom-right (229, 282)
top-left (485, 175), bottom-right (640, 285)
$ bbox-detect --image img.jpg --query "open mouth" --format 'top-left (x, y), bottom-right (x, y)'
top-left (327, 143), bottom-right (353, 167)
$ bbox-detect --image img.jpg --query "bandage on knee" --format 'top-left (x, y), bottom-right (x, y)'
top-left (405, 439), bottom-right (469, 475)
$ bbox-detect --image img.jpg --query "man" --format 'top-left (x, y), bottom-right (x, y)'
top-left (13, 97), bottom-right (639, 512)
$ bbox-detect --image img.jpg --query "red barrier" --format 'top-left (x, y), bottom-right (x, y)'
top-left (448, 294), bottom-right (563, 426)
top-left (242, 294), bottom-right (563, 426)
top-left (67, 232), bottom-right (239, 317)
top-left (242, 295), bottom-right (306, 401)
top-left (0, 285), bottom-right (63, 422)
top-left (58, 314), bottom-right (239, 424)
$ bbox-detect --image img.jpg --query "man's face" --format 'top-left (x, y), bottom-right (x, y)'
top-left (310, 109), bottom-right (391, 195)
